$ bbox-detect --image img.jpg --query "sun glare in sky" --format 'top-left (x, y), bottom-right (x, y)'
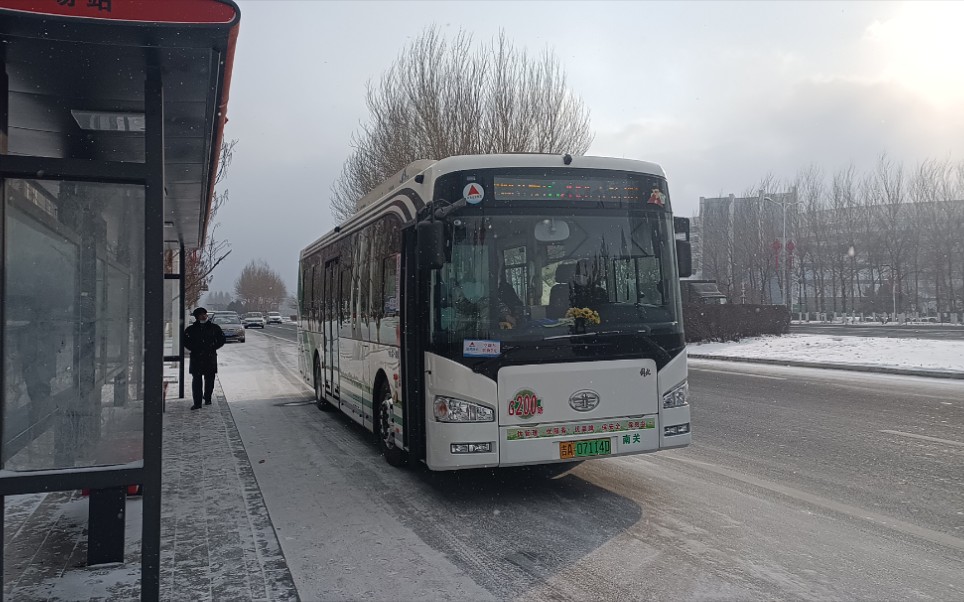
top-left (863, 2), bottom-right (964, 107)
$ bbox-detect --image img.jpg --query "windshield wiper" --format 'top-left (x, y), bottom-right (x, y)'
top-left (543, 330), bottom-right (621, 341)
top-left (542, 330), bottom-right (672, 363)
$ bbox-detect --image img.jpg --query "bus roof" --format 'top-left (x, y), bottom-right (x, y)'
top-left (302, 154), bottom-right (667, 258)
top-left (430, 154), bottom-right (665, 179)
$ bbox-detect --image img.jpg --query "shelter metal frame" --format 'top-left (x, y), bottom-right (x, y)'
top-left (164, 241), bottom-right (187, 400)
top-left (0, 65), bottom-right (166, 602)
top-left (0, 2), bottom-right (239, 598)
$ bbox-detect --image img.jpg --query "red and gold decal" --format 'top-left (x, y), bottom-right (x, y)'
top-left (508, 389), bottom-right (543, 419)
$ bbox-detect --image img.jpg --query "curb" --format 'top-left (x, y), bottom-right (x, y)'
top-left (687, 354), bottom-right (964, 380)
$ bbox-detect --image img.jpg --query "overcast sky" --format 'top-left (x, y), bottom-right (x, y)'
top-left (209, 0), bottom-right (964, 298)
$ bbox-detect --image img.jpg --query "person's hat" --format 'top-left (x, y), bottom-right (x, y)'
top-left (192, 307), bottom-right (208, 317)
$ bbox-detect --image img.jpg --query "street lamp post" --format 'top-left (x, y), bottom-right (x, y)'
top-left (762, 195), bottom-right (798, 308)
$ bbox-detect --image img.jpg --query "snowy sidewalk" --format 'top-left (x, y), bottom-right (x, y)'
top-left (3, 380), bottom-right (298, 600)
top-left (689, 334), bottom-right (964, 379)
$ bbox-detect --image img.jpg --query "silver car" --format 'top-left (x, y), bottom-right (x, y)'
top-left (242, 312), bottom-right (265, 328)
top-left (212, 314), bottom-right (246, 342)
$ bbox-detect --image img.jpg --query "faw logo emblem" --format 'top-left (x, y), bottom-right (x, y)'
top-left (569, 389), bottom-right (600, 412)
top-left (640, 368), bottom-right (652, 378)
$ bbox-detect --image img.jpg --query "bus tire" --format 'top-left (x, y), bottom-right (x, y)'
top-left (314, 358), bottom-right (332, 411)
top-left (376, 379), bottom-right (406, 467)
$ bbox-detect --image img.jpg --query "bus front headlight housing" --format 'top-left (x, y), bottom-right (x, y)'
top-left (433, 396), bottom-right (495, 423)
top-left (662, 381), bottom-right (689, 409)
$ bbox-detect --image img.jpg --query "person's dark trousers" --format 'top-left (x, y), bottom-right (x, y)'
top-left (191, 372), bottom-right (216, 408)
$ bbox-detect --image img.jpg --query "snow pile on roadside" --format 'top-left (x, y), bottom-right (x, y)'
top-left (689, 335), bottom-right (964, 373)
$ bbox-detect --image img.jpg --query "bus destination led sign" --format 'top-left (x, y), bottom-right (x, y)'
top-left (493, 176), bottom-right (646, 202)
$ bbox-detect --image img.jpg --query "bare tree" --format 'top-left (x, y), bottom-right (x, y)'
top-left (795, 166), bottom-right (828, 310)
top-left (914, 158), bottom-right (964, 313)
top-left (234, 260), bottom-right (288, 314)
top-left (185, 138), bottom-right (238, 307)
top-left (869, 154), bottom-right (909, 312)
top-left (832, 164), bottom-right (860, 312)
top-left (825, 165), bottom-right (856, 312)
top-left (330, 28), bottom-right (593, 221)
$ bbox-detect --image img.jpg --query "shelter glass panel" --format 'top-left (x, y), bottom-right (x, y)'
top-left (164, 243), bottom-right (182, 357)
top-left (3, 179), bottom-right (145, 471)
top-left (164, 276), bottom-right (180, 358)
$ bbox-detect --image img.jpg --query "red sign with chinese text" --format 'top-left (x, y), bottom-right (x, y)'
top-left (0, 0), bottom-right (237, 23)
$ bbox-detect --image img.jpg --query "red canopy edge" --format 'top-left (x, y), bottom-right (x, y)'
top-left (201, 17), bottom-right (239, 247)
top-left (0, 0), bottom-right (236, 24)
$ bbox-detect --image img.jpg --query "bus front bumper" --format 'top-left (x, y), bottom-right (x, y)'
top-left (425, 415), bottom-right (691, 471)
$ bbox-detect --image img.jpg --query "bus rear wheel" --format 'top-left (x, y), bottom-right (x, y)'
top-left (377, 380), bottom-right (405, 467)
top-left (314, 359), bottom-right (332, 411)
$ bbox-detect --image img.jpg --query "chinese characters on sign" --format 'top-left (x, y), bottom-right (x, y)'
top-left (463, 339), bottom-right (501, 358)
top-left (506, 418), bottom-right (655, 440)
top-left (56, 0), bottom-right (113, 11)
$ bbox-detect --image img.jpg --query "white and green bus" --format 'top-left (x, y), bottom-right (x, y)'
top-left (298, 154), bottom-right (692, 470)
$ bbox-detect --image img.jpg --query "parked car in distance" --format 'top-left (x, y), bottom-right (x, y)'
top-left (212, 314), bottom-right (245, 343)
top-left (243, 312), bottom-right (265, 328)
top-left (266, 311), bottom-right (283, 325)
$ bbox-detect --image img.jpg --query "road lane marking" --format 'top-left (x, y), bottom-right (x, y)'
top-left (248, 329), bottom-right (296, 345)
top-left (689, 367), bottom-right (787, 380)
top-left (880, 430), bottom-right (964, 448)
top-left (825, 383), bottom-right (956, 401)
top-left (659, 455), bottom-right (964, 554)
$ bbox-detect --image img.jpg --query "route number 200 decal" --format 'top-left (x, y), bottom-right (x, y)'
top-left (508, 389), bottom-right (543, 419)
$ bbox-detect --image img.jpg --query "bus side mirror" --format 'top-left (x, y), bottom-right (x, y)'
top-left (417, 221), bottom-right (446, 270)
top-left (676, 240), bottom-right (692, 278)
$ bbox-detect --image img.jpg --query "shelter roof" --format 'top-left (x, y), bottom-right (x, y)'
top-left (0, 0), bottom-right (240, 247)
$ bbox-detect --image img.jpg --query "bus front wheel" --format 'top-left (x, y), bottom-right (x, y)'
top-left (377, 380), bottom-right (405, 467)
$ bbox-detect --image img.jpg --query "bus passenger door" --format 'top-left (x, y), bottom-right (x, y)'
top-left (325, 259), bottom-right (339, 400)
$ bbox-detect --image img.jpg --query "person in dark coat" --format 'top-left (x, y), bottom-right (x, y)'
top-left (183, 307), bottom-right (225, 410)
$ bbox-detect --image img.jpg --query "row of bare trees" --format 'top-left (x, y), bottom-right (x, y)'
top-left (701, 155), bottom-right (964, 315)
top-left (206, 266), bottom-right (293, 315)
top-left (330, 27), bottom-right (593, 221)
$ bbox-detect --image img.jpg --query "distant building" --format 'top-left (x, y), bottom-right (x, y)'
top-left (695, 190), bottom-right (964, 315)
top-left (695, 190), bottom-right (798, 305)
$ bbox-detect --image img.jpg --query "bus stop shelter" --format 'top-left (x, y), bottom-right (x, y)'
top-left (0, 1), bottom-right (240, 599)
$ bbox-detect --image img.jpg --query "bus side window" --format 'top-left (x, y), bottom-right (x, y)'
top-left (356, 230), bottom-right (370, 340)
top-left (312, 261), bottom-right (322, 324)
top-left (383, 254), bottom-right (398, 316)
top-left (302, 266), bottom-right (312, 324)
top-left (340, 267), bottom-right (351, 330)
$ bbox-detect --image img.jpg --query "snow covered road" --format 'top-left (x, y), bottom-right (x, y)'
top-left (690, 333), bottom-right (964, 374)
top-left (221, 330), bottom-right (964, 600)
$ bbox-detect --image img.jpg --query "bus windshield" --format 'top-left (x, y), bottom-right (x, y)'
top-left (429, 208), bottom-right (682, 347)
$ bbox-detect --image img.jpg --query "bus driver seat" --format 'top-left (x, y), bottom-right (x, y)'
top-left (548, 260), bottom-right (608, 319)
top-left (547, 262), bottom-right (577, 319)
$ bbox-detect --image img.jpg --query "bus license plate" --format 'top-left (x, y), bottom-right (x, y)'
top-left (560, 438), bottom-right (612, 460)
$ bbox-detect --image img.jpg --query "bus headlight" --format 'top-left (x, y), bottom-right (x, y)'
top-left (662, 381), bottom-right (689, 409)
top-left (434, 396), bottom-right (495, 423)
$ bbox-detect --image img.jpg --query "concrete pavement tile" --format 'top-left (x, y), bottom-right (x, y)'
top-left (5, 380), bottom-right (298, 600)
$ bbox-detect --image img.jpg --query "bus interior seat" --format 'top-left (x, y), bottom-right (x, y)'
top-left (547, 262), bottom-right (576, 318)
